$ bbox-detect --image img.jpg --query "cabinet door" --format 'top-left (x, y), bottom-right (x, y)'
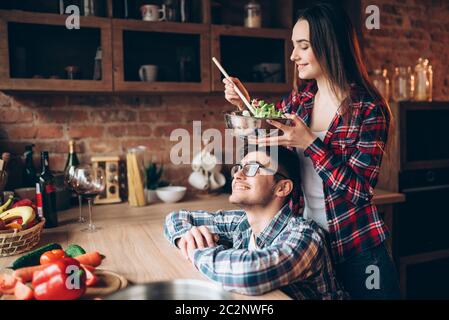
top-left (112, 20), bottom-right (211, 93)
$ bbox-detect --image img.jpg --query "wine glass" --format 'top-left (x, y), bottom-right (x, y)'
top-left (71, 165), bottom-right (105, 232)
top-left (64, 165), bottom-right (85, 224)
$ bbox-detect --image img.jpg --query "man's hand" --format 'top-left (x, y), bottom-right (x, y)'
top-left (176, 226), bottom-right (220, 261)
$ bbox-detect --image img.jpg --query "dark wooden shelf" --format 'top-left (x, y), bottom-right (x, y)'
top-left (112, 19), bottom-right (211, 93)
top-left (211, 24), bottom-right (293, 93)
top-left (0, 10), bottom-right (113, 93)
top-left (0, 0), bottom-right (294, 94)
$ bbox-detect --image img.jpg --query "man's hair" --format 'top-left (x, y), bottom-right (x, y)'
top-left (242, 144), bottom-right (301, 194)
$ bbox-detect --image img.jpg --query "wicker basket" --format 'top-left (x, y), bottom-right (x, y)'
top-left (0, 218), bottom-right (45, 257)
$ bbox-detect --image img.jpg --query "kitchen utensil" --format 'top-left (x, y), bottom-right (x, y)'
top-left (71, 165), bottom-right (106, 232)
top-left (65, 165), bottom-right (85, 223)
top-left (224, 111), bottom-right (292, 137)
top-left (1, 269), bottom-right (128, 300)
top-left (65, 65), bottom-right (80, 80)
top-left (188, 171), bottom-right (209, 190)
top-left (82, 269), bottom-right (128, 299)
top-left (140, 4), bottom-right (166, 21)
top-left (139, 65), bottom-right (158, 82)
top-left (155, 186), bottom-right (186, 203)
top-left (209, 172), bottom-right (226, 190)
top-left (106, 279), bottom-right (233, 300)
top-left (244, 0), bottom-right (262, 28)
top-left (212, 57), bottom-right (256, 116)
top-left (91, 156), bottom-right (121, 205)
top-left (252, 63), bottom-right (282, 83)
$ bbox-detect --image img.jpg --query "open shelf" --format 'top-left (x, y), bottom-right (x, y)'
top-left (112, 19), bottom-right (210, 93)
top-left (211, 0), bottom-right (292, 29)
top-left (112, 0), bottom-right (206, 23)
top-left (211, 25), bottom-right (293, 93)
top-left (0, 1), bottom-right (294, 94)
top-left (0, 0), bottom-right (109, 17)
top-left (0, 10), bottom-right (113, 92)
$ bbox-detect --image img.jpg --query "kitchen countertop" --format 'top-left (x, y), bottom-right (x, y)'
top-left (0, 189), bottom-right (404, 300)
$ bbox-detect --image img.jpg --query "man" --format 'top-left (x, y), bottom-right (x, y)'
top-left (164, 146), bottom-right (346, 299)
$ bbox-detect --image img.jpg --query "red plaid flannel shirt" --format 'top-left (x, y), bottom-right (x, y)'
top-left (278, 80), bottom-right (390, 263)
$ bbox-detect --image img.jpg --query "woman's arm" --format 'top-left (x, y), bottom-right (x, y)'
top-left (164, 209), bottom-right (245, 247)
top-left (304, 102), bottom-right (389, 206)
top-left (191, 224), bottom-right (323, 296)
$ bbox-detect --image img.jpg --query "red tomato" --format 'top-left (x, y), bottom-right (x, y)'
top-left (40, 249), bottom-right (67, 265)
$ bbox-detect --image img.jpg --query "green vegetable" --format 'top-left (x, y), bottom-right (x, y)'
top-left (251, 99), bottom-right (284, 119)
top-left (11, 243), bottom-right (62, 270)
top-left (64, 244), bottom-right (87, 258)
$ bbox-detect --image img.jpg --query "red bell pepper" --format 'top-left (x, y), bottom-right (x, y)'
top-left (40, 249), bottom-right (67, 265)
top-left (32, 258), bottom-right (86, 300)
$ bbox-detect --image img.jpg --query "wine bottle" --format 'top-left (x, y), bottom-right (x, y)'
top-left (39, 151), bottom-right (58, 228)
top-left (64, 140), bottom-right (80, 172)
top-left (23, 144), bottom-right (37, 188)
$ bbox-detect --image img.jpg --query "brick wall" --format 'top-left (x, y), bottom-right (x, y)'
top-left (361, 0), bottom-right (449, 100)
top-left (1, 0), bottom-right (448, 193)
top-left (0, 91), bottom-right (277, 192)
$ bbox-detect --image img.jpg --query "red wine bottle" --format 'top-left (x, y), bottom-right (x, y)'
top-left (39, 151), bottom-right (58, 228)
top-left (23, 144), bottom-right (37, 188)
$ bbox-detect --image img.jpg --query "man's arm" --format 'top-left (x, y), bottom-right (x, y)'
top-left (192, 223), bottom-right (323, 296)
top-left (164, 209), bottom-right (245, 247)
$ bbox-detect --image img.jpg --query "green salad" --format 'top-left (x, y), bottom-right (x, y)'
top-left (241, 99), bottom-right (285, 118)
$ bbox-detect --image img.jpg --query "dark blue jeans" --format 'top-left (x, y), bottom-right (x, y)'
top-left (335, 243), bottom-right (401, 300)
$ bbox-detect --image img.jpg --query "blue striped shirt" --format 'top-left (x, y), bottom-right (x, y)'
top-left (164, 203), bottom-right (347, 300)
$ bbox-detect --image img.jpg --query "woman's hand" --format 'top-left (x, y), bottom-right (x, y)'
top-left (248, 113), bottom-right (317, 150)
top-left (223, 77), bottom-right (250, 111)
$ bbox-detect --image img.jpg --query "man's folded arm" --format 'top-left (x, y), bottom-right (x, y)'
top-left (164, 209), bottom-right (245, 247)
top-left (192, 226), bottom-right (322, 296)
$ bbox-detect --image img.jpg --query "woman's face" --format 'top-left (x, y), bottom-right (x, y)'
top-left (290, 19), bottom-right (323, 80)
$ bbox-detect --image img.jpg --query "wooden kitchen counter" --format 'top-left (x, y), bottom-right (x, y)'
top-left (0, 189), bottom-right (404, 300)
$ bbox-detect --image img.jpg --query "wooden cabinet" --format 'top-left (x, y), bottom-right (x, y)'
top-left (211, 25), bottom-right (293, 93)
top-left (0, 10), bottom-right (113, 93)
top-left (0, 0), bottom-right (294, 94)
top-left (113, 20), bottom-right (211, 93)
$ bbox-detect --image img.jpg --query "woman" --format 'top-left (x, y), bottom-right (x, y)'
top-left (223, 3), bottom-right (400, 300)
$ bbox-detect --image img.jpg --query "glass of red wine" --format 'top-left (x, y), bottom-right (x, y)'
top-left (71, 165), bottom-right (105, 232)
top-left (64, 165), bottom-right (85, 224)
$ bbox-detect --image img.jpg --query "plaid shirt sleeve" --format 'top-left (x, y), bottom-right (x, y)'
top-left (192, 224), bottom-right (323, 296)
top-left (303, 102), bottom-right (389, 206)
top-left (164, 209), bottom-right (245, 247)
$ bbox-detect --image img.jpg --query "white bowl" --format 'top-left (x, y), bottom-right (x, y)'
top-left (156, 186), bottom-right (187, 203)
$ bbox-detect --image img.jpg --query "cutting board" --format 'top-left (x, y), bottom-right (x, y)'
top-left (1, 269), bottom-right (128, 300)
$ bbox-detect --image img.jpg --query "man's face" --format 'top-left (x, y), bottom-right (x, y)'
top-left (229, 151), bottom-right (280, 207)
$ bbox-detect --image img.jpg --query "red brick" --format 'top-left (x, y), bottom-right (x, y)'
top-left (5, 125), bottom-right (38, 139)
top-left (91, 109), bottom-right (137, 122)
top-left (36, 109), bottom-right (89, 123)
top-left (36, 125), bottom-right (64, 139)
top-left (106, 124), bottom-right (153, 137)
top-left (153, 124), bottom-right (193, 138)
top-left (0, 92), bottom-right (11, 108)
top-left (121, 138), bottom-right (166, 151)
top-left (87, 139), bottom-right (122, 154)
top-left (0, 110), bottom-right (33, 123)
top-left (68, 125), bottom-right (104, 139)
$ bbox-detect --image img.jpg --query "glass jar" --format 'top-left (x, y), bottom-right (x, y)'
top-left (414, 58), bottom-right (433, 101)
top-left (392, 67), bottom-right (414, 101)
top-left (244, 0), bottom-right (261, 28)
top-left (372, 68), bottom-right (390, 101)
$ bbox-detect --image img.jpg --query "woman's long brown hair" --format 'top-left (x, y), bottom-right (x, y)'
top-left (293, 3), bottom-right (394, 155)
